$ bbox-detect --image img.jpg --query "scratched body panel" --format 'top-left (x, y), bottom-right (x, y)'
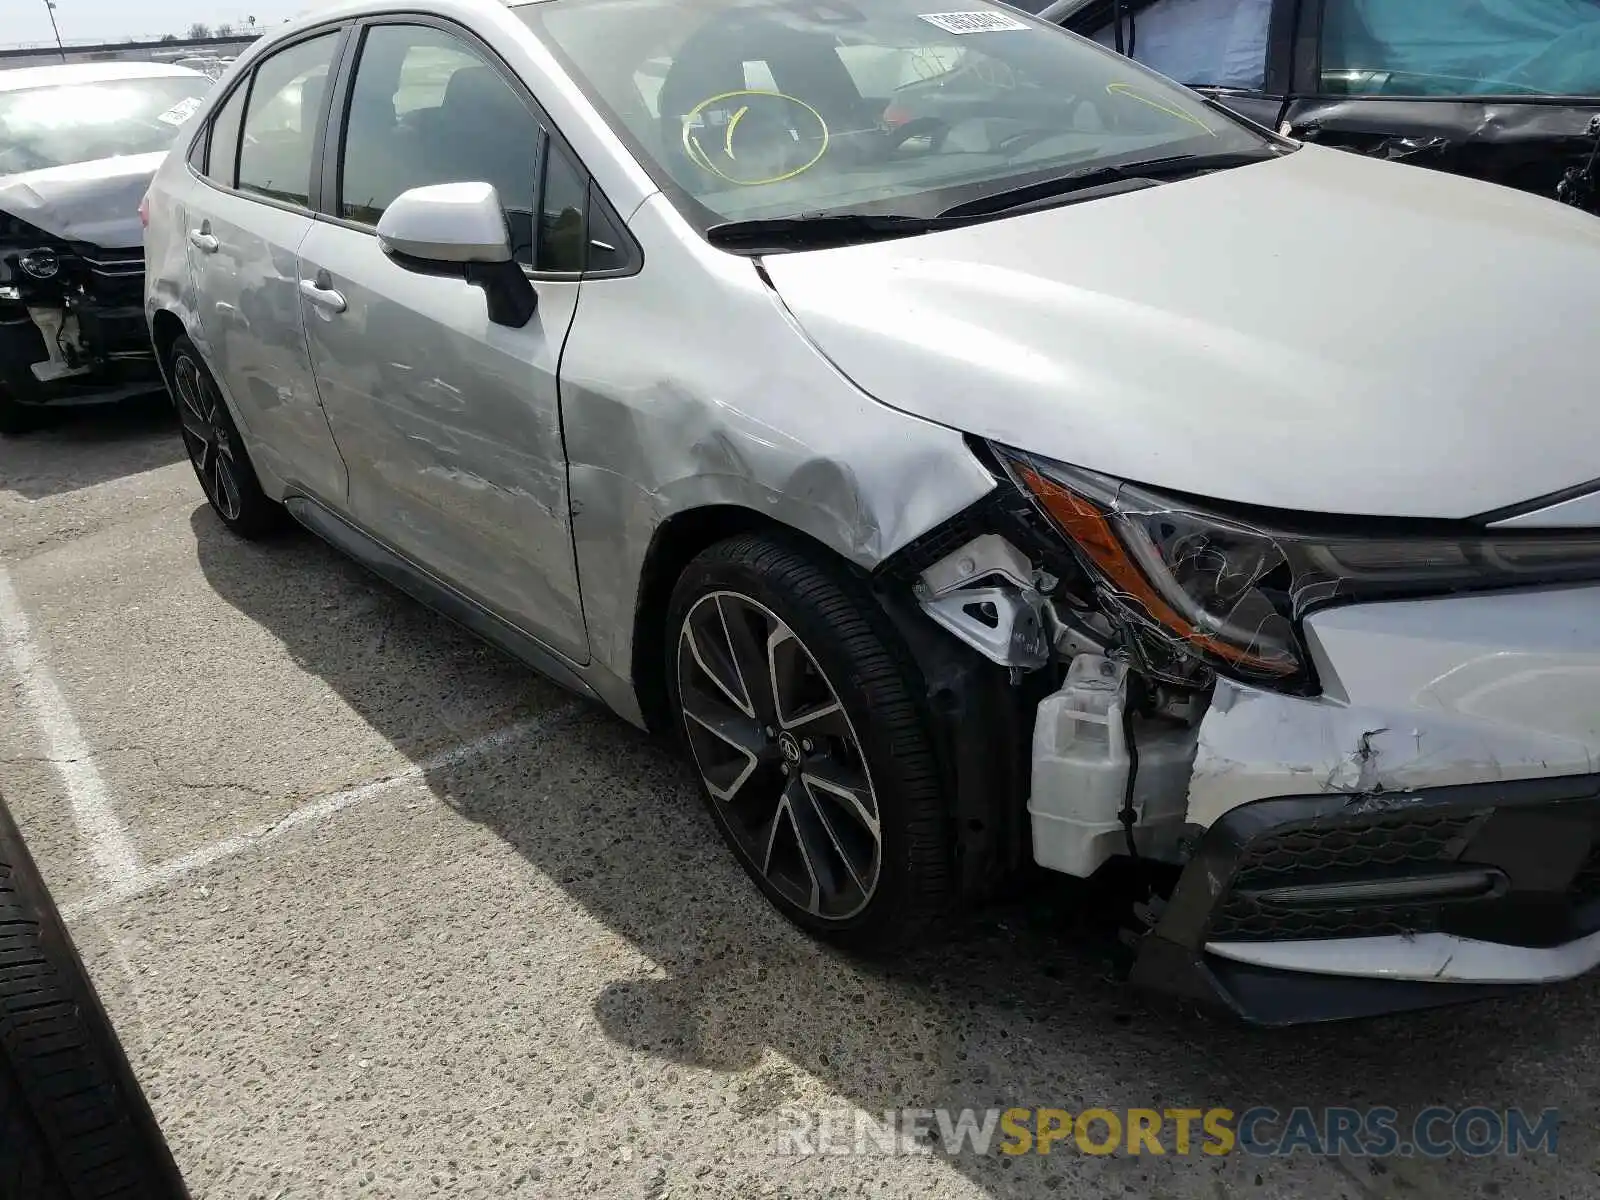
top-left (295, 221), bottom-right (587, 661)
top-left (560, 195), bottom-right (998, 721)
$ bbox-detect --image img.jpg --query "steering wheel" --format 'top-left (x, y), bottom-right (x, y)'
top-left (882, 116), bottom-right (951, 156)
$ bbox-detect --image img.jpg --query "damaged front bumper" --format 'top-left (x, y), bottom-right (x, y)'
top-left (0, 235), bottom-right (158, 406)
top-left (1134, 582), bottom-right (1600, 1023)
top-left (1134, 773), bottom-right (1600, 1024)
top-left (897, 466), bottom-right (1600, 1021)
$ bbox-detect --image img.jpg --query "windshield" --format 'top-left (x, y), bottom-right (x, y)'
top-left (514, 0), bottom-right (1269, 229)
top-left (0, 76), bottom-right (210, 177)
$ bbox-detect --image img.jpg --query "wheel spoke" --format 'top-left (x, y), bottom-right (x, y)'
top-left (790, 776), bottom-right (868, 903)
top-left (680, 693), bottom-right (766, 759)
top-left (768, 625), bottom-right (852, 739)
top-left (677, 588), bottom-right (883, 922)
top-left (681, 702), bottom-right (766, 804)
top-left (780, 698), bottom-right (848, 738)
top-left (697, 743), bottom-right (761, 804)
top-left (178, 406), bottom-right (211, 446)
top-left (767, 625), bottom-right (807, 725)
top-left (801, 756), bottom-right (880, 839)
top-left (684, 605), bottom-right (753, 718)
top-left (214, 452), bottom-right (241, 520)
top-left (173, 360), bottom-right (203, 416)
top-left (763, 787), bottom-right (822, 915)
top-left (718, 597), bottom-right (778, 724)
top-left (192, 437), bottom-right (212, 480)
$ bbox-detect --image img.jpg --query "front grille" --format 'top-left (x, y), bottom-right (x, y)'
top-left (1210, 896), bottom-right (1440, 941)
top-left (78, 246), bottom-right (144, 282)
top-left (1209, 811), bottom-right (1483, 942)
top-left (1230, 811), bottom-right (1479, 880)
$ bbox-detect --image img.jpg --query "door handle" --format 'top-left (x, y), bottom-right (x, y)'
top-left (298, 277), bottom-right (347, 313)
top-left (188, 229), bottom-right (219, 254)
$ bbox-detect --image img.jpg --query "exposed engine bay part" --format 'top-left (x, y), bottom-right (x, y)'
top-left (913, 533), bottom-right (1052, 670)
top-left (25, 305), bottom-right (92, 382)
top-left (2, 212), bottom-right (155, 413)
top-left (915, 531), bottom-right (1034, 596)
top-left (1029, 654), bottom-right (1198, 877)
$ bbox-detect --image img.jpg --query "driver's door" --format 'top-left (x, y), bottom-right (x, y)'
top-left (296, 19), bottom-right (589, 661)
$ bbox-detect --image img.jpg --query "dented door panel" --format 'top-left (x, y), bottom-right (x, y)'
top-left (294, 220), bottom-right (588, 663)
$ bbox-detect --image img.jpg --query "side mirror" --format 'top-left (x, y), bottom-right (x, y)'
top-left (376, 182), bottom-right (536, 328)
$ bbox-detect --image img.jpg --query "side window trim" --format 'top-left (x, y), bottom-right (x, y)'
top-left (183, 21), bottom-right (351, 218)
top-left (187, 71), bottom-right (251, 187)
top-left (316, 12), bottom-right (640, 281)
top-left (186, 119), bottom-right (210, 174)
top-left (583, 183), bottom-right (643, 280)
top-left (209, 73), bottom-right (253, 188)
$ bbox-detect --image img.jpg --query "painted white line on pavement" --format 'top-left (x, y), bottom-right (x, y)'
top-left (0, 565), bottom-right (142, 886)
top-left (64, 700), bottom-right (587, 917)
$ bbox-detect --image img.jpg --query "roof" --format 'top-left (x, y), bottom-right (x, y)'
top-left (0, 60), bottom-right (205, 94)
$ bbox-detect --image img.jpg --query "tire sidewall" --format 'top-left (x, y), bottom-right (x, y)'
top-left (666, 541), bottom-right (946, 950)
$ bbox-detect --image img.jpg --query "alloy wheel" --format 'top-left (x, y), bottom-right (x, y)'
top-left (172, 353), bottom-right (242, 522)
top-left (676, 590), bottom-right (882, 920)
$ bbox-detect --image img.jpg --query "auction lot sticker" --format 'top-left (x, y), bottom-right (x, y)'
top-left (917, 11), bottom-right (1030, 33)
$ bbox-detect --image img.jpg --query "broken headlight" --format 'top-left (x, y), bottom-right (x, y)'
top-left (998, 447), bottom-right (1600, 695)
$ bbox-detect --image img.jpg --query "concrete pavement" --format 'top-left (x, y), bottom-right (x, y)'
top-left (1, 402), bottom-right (1595, 1199)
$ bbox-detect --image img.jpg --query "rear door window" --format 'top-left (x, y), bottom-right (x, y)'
top-left (237, 32), bottom-right (340, 207)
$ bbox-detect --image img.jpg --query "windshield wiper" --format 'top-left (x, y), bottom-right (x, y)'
top-left (705, 212), bottom-right (964, 253)
top-left (938, 148), bottom-right (1286, 220)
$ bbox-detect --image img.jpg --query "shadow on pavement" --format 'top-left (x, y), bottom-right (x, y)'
top-left (1, 391), bottom-right (183, 501)
top-left (190, 504), bottom-right (1599, 1200)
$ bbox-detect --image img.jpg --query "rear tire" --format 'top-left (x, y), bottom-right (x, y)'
top-left (0, 798), bottom-right (187, 1199)
top-left (166, 335), bottom-right (283, 539)
top-left (667, 533), bottom-right (954, 955)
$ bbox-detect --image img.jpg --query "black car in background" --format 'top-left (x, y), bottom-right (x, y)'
top-left (1032, 0), bottom-right (1600, 212)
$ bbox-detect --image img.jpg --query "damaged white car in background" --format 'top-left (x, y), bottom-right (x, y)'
top-left (0, 61), bottom-right (210, 434)
top-left (145, 0), bottom-right (1600, 1025)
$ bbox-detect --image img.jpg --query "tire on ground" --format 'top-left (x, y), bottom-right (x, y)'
top-left (166, 334), bottom-right (284, 539)
top-left (666, 531), bottom-right (955, 955)
top-left (0, 796), bottom-right (187, 1200)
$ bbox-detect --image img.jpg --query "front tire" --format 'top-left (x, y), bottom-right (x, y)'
top-left (167, 336), bottom-right (282, 539)
top-left (667, 533), bottom-right (953, 954)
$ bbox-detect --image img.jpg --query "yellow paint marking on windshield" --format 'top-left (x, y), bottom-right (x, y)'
top-left (681, 89), bottom-right (831, 186)
top-left (1106, 82), bottom-right (1217, 136)
top-left (724, 105), bottom-right (750, 159)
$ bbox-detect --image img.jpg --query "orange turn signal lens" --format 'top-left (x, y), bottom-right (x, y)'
top-left (1015, 464), bottom-right (1297, 676)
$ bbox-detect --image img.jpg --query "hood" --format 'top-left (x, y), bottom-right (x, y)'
top-left (761, 144), bottom-right (1600, 521)
top-left (0, 151), bottom-right (166, 247)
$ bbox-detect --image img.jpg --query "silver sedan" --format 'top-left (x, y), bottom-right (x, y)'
top-left (145, 0), bottom-right (1600, 1022)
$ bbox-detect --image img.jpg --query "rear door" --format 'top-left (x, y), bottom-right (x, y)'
top-left (185, 28), bottom-right (348, 505)
top-left (294, 18), bottom-right (589, 662)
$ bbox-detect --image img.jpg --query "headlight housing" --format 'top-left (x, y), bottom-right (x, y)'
top-left (997, 446), bottom-right (1600, 694)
